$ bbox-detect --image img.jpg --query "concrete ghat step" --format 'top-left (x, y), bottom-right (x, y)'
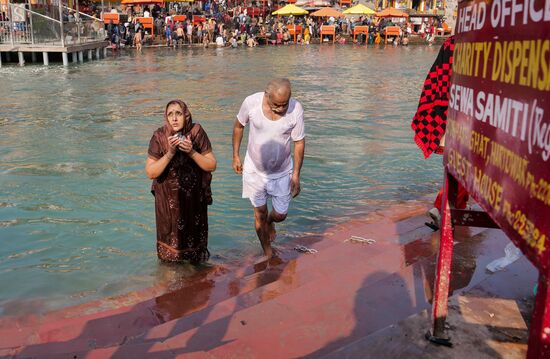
top-left (0, 229), bottom-right (331, 346)
top-left (0, 257), bottom-right (284, 354)
top-left (52, 227), bottom-right (508, 359)
top-left (35, 259), bottom-right (403, 359)
top-left (12, 219), bottom-right (484, 357)
top-left (124, 215), bottom-right (447, 345)
top-left (0, 201), bottom-right (430, 337)
top-left (3, 245), bottom-right (317, 355)
top-left (200, 231), bottom-right (514, 358)
top-left (155, 228), bottom-right (507, 357)
top-left (0, 250), bottom-right (293, 350)
top-left (4, 204), bottom-right (464, 358)
top-left (16, 229), bottom-right (437, 357)
top-left (0, 205), bottom-right (433, 353)
top-left (12, 236), bottom-right (489, 359)
top-left (0, 244), bottom-right (304, 327)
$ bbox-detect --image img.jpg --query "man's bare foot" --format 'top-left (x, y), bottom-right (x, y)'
top-left (260, 241), bottom-right (273, 260)
top-left (267, 254), bottom-right (283, 267)
top-left (254, 252), bottom-right (283, 272)
top-left (253, 255), bottom-right (270, 272)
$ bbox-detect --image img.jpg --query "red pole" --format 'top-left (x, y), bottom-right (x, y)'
top-left (527, 275), bottom-right (550, 358)
top-left (430, 168), bottom-right (457, 341)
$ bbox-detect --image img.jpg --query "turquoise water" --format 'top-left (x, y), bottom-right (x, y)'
top-left (0, 45), bottom-right (443, 314)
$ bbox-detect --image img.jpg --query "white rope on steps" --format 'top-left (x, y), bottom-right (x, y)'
top-left (345, 236), bottom-right (376, 244)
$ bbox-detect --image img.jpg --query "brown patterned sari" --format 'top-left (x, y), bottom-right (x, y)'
top-left (147, 100), bottom-right (213, 263)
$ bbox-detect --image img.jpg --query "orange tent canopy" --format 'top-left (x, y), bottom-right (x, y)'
top-left (310, 7), bottom-right (344, 17)
top-left (376, 7), bottom-right (409, 18)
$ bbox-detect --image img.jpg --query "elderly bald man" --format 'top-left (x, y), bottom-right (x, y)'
top-left (232, 78), bottom-right (306, 260)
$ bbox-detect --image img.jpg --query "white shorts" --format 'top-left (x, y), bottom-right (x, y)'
top-left (242, 171), bottom-right (292, 214)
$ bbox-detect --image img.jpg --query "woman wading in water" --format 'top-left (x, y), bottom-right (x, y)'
top-left (146, 100), bottom-right (216, 263)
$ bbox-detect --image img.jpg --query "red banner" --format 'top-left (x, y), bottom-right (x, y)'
top-left (444, 0), bottom-right (550, 274)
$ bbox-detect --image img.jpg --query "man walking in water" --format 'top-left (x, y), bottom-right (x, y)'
top-left (232, 78), bottom-right (305, 259)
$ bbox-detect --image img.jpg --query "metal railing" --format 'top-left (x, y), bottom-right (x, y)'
top-left (62, 19), bottom-right (106, 45)
top-left (0, 3), bottom-right (105, 46)
top-left (0, 20), bottom-right (32, 43)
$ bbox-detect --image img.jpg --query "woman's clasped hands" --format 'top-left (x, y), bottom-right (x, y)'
top-left (168, 134), bottom-right (194, 155)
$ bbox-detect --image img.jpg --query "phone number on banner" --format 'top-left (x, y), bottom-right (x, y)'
top-left (502, 199), bottom-right (547, 255)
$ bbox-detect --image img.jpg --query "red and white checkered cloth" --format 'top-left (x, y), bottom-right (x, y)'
top-left (411, 36), bottom-right (454, 159)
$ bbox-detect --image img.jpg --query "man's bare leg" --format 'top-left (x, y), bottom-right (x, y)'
top-left (253, 205), bottom-right (272, 258)
top-left (267, 210), bottom-right (287, 243)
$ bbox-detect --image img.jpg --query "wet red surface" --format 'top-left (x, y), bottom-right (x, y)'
top-left (0, 200), bottom-right (538, 358)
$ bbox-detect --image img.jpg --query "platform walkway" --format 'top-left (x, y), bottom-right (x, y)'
top-left (0, 3), bottom-right (109, 67)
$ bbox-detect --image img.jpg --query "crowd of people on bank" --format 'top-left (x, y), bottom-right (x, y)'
top-left (98, 2), bottom-right (444, 49)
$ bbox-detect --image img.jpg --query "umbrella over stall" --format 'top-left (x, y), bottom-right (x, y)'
top-left (376, 7), bottom-right (409, 18)
top-left (342, 3), bottom-right (376, 15)
top-left (310, 7), bottom-right (344, 18)
top-left (272, 4), bottom-right (308, 16)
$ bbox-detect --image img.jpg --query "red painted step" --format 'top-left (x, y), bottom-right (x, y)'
top-left (50, 227), bottom-right (505, 359)
top-left (6, 202), bottom-right (473, 358)
top-left (1, 203), bottom-right (432, 353)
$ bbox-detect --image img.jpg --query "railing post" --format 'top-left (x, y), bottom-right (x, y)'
top-left (8, 0), bottom-right (14, 46)
top-left (75, 0), bottom-right (81, 43)
top-left (28, 0), bottom-right (34, 44)
top-left (58, 0), bottom-right (65, 46)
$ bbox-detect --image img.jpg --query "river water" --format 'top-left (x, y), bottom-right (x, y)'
top-left (0, 45), bottom-right (444, 314)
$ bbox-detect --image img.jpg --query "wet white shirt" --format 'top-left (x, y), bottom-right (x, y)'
top-left (237, 92), bottom-right (305, 179)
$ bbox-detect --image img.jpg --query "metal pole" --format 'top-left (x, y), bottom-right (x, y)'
top-left (42, 51), bottom-right (49, 65)
top-left (62, 51), bottom-right (68, 66)
top-left (58, 0), bottom-right (65, 46)
top-left (75, 0), bottom-right (80, 43)
top-left (8, 0), bottom-right (14, 46)
top-left (28, 0), bottom-right (34, 44)
top-left (429, 168), bottom-right (456, 342)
